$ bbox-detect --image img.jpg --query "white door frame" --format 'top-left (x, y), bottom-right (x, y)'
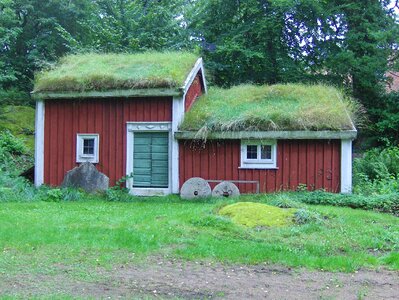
top-left (126, 122), bottom-right (172, 196)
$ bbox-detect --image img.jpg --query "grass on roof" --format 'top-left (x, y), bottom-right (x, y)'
top-left (33, 52), bottom-right (199, 93)
top-left (180, 84), bottom-right (358, 135)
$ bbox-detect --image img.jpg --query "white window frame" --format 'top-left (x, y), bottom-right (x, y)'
top-left (240, 140), bottom-right (277, 169)
top-left (76, 134), bottom-right (99, 163)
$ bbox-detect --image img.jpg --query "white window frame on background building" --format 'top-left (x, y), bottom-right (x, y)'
top-left (240, 140), bottom-right (277, 169)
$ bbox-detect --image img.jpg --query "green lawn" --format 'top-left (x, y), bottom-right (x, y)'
top-left (0, 195), bottom-right (398, 277)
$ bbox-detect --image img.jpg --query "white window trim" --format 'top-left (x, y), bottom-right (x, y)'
top-left (240, 140), bottom-right (277, 169)
top-left (76, 134), bottom-right (99, 163)
top-left (126, 122), bottom-right (172, 196)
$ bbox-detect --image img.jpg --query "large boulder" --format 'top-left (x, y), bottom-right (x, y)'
top-left (61, 162), bottom-right (109, 193)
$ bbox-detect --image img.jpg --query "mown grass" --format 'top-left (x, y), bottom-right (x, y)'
top-left (0, 194), bottom-right (397, 277)
top-left (0, 106), bottom-right (35, 150)
top-left (33, 52), bottom-right (198, 93)
top-left (180, 84), bottom-right (359, 135)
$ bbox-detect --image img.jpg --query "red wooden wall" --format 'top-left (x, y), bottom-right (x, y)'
top-left (179, 139), bottom-right (341, 193)
top-left (44, 97), bottom-right (172, 186)
top-left (185, 72), bottom-right (204, 112)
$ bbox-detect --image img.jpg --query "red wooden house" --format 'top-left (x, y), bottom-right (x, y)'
top-left (33, 52), bottom-right (356, 195)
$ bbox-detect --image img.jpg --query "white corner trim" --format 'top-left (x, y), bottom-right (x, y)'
top-left (171, 96), bottom-right (184, 194)
top-left (182, 58), bottom-right (204, 92)
top-left (34, 100), bottom-right (45, 187)
top-left (126, 122), bottom-right (173, 195)
top-left (240, 140), bottom-right (277, 169)
top-left (182, 58), bottom-right (207, 99)
top-left (341, 139), bottom-right (353, 194)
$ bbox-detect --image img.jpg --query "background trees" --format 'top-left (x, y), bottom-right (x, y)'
top-left (0, 0), bottom-right (398, 145)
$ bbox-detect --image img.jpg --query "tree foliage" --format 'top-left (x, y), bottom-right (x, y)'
top-left (0, 0), bottom-right (398, 143)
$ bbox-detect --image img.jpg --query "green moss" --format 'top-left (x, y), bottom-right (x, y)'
top-left (0, 106), bottom-right (35, 151)
top-left (180, 84), bottom-right (359, 134)
top-left (219, 202), bottom-right (297, 228)
top-left (33, 52), bottom-right (199, 93)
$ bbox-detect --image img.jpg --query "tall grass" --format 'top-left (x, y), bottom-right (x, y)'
top-left (34, 52), bottom-right (198, 93)
top-left (180, 84), bottom-right (360, 137)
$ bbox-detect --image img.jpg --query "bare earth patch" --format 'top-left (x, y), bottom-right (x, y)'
top-left (1, 259), bottom-right (398, 299)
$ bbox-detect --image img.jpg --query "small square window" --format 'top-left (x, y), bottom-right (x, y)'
top-left (77, 134), bottom-right (99, 163)
top-left (240, 140), bottom-right (277, 169)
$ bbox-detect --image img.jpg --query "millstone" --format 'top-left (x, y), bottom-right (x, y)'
top-left (212, 181), bottom-right (240, 198)
top-left (61, 162), bottom-right (109, 193)
top-left (180, 177), bottom-right (211, 200)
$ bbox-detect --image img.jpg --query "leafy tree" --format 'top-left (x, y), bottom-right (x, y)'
top-left (0, 0), bottom-right (94, 104)
top-left (188, 0), bottom-right (308, 86)
top-left (188, 0), bottom-right (399, 108)
top-left (316, 0), bottom-right (398, 106)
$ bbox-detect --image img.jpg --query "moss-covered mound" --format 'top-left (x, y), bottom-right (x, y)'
top-left (0, 106), bottom-right (35, 150)
top-left (180, 84), bottom-right (358, 134)
top-left (33, 52), bottom-right (199, 93)
top-left (219, 202), bottom-right (296, 228)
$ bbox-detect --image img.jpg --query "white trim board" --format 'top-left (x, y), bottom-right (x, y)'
top-left (171, 96), bottom-right (184, 194)
top-left (34, 100), bottom-right (45, 187)
top-left (32, 88), bottom-right (181, 100)
top-left (340, 139), bottom-right (353, 194)
top-left (175, 130), bottom-right (357, 140)
top-left (126, 122), bottom-right (173, 196)
top-left (181, 57), bottom-right (207, 95)
top-left (181, 58), bottom-right (207, 114)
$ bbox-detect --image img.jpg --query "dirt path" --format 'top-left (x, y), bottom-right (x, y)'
top-left (1, 259), bottom-right (398, 299)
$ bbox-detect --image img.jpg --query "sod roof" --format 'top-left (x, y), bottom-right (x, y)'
top-left (180, 84), bottom-right (358, 135)
top-left (33, 52), bottom-right (199, 93)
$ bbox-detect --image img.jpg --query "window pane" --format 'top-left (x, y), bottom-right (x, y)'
top-left (83, 138), bottom-right (95, 155)
top-left (261, 145), bottom-right (272, 160)
top-left (246, 145), bottom-right (257, 159)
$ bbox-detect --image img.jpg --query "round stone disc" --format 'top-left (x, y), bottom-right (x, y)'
top-left (180, 177), bottom-right (212, 200)
top-left (212, 181), bottom-right (240, 198)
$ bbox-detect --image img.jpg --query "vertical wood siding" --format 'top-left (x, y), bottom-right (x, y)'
top-left (44, 97), bottom-right (172, 186)
top-left (179, 139), bottom-right (341, 193)
top-left (184, 72), bottom-right (204, 111)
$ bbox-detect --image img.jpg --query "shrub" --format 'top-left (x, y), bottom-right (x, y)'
top-left (0, 130), bottom-right (27, 155)
top-left (0, 130), bottom-right (32, 173)
top-left (42, 189), bottom-right (63, 202)
top-left (353, 146), bottom-right (399, 195)
top-left (294, 191), bottom-right (399, 216)
top-left (354, 146), bottom-right (399, 181)
top-left (105, 188), bottom-right (133, 202)
top-left (191, 215), bottom-right (234, 231)
top-left (269, 194), bottom-right (302, 208)
top-left (293, 209), bottom-right (324, 224)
